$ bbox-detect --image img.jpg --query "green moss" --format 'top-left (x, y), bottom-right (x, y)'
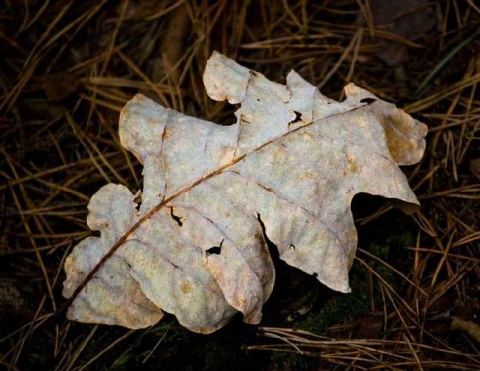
top-left (68, 225), bottom-right (416, 371)
top-left (267, 227), bottom-right (416, 370)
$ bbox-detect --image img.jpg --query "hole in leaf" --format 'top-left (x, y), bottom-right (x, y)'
top-left (206, 239), bottom-right (224, 256)
top-left (360, 97), bottom-right (376, 105)
top-left (288, 111), bottom-right (302, 126)
top-left (169, 207), bottom-right (183, 227)
top-left (133, 193), bottom-right (142, 211)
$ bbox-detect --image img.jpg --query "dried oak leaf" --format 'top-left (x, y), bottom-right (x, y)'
top-left (62, 52), bottom-right (427, 334)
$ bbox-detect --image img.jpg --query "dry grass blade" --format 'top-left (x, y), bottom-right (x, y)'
top-left (248, 327), bottom-right (480, 370)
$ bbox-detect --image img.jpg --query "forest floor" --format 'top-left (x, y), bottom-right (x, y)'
top-left (1, 1), bottom-right (479, 370)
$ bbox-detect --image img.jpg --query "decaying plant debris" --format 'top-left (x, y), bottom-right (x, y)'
top-left (1, 1), bottom-right (479, 370)
top-left (62, 52), bottom-right (426, 333)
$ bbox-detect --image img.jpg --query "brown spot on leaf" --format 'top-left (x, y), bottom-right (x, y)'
top-left (343, 153), bottom-right (362, 175)
top-left (163, 128), bottom-right (171, 140)
top-left (180, 282), bottom-right (193, 294)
